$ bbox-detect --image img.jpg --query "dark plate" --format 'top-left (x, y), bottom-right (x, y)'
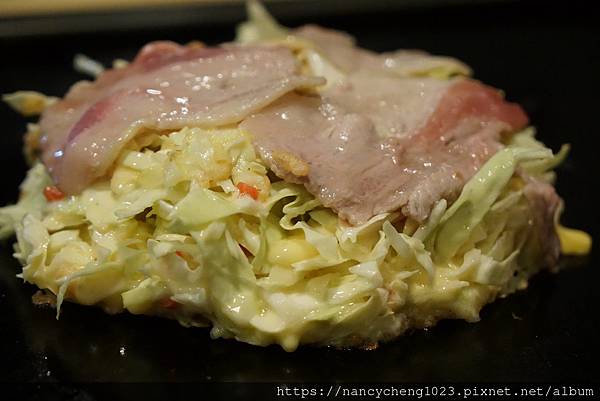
top-left (1, 0), bottom-right (598, 395)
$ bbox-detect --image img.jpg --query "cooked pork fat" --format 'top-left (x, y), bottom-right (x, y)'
top-left (39, 27), bottom-right (528, 225)
top-left (40, 42), bottom-right (323, 194)
top-left (242, 76), bottom-right (527, 224)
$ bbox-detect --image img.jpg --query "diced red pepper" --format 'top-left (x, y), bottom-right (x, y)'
top-left (158, 297), bottom-right (179, 309)
top-left (236, 182), bottom-right (259, 200)
top-left (175, 250), bottom-right (186, 258)
top-left (43, 186), bottom-right (65, 202)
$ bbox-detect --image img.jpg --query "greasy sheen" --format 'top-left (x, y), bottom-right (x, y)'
top-left (241, 77), bottom-right (528, 224)
top-left (40, 42), bottom-right (322, 194)
top-left (39, 28), bottom-right (528, 225)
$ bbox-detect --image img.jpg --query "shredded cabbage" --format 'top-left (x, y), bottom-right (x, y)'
top-left (73, 54), bottom-right (105, 78)
top-left (0, 2), bottom-right (589, 350)
top-left (0, 124), bottom-right (578, 350)
top-left (2, 91), bottom-right (56, 116)
top-left (236, 0), bottom-right (288, 44)
top-left (235, 1), bottom-right (469, 82)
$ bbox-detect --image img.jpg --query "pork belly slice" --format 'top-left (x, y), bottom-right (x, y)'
top-left (39, 32), bottom-right (528, 226)
top-left (40, 42), bottom-right (323, 194)
top-left (295, 25), bottom-right (471, 77)
top-left (241, 77), bottom-right (528, 225)
top-left (522, 177), bottom-right (562, 267)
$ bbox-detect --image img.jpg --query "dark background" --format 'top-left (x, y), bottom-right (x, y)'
top-left (1, 0), bottom-right (598, 397)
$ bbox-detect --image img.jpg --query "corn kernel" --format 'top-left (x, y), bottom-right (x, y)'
top-left (267, 239), bottom-right (318, 266)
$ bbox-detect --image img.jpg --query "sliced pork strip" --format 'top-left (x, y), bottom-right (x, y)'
top-left (40, 41), bottom-right (224, 181)
top-left (323, 74), bottom-right (451, 139)
top-left (414, 80), bottom-right (528, 144)
top-left (324, 76), bottom-right (527, 144)
top-left (242, 93), bottom-right (399, 222)
top-left (241, 78), bottom-right (528, 225)
top-left (294, 25), bottom-right (359, 73)
top-left (40, 44), bottom-right (323, 194)
top-left (395, 120), bottom-right (506, 221)
top-left (295, 25), bottom-right (470, 77)
top-left (523, 177), bottom-right (562, 267)
top-left (40, 41), bottom-right (194, 162)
